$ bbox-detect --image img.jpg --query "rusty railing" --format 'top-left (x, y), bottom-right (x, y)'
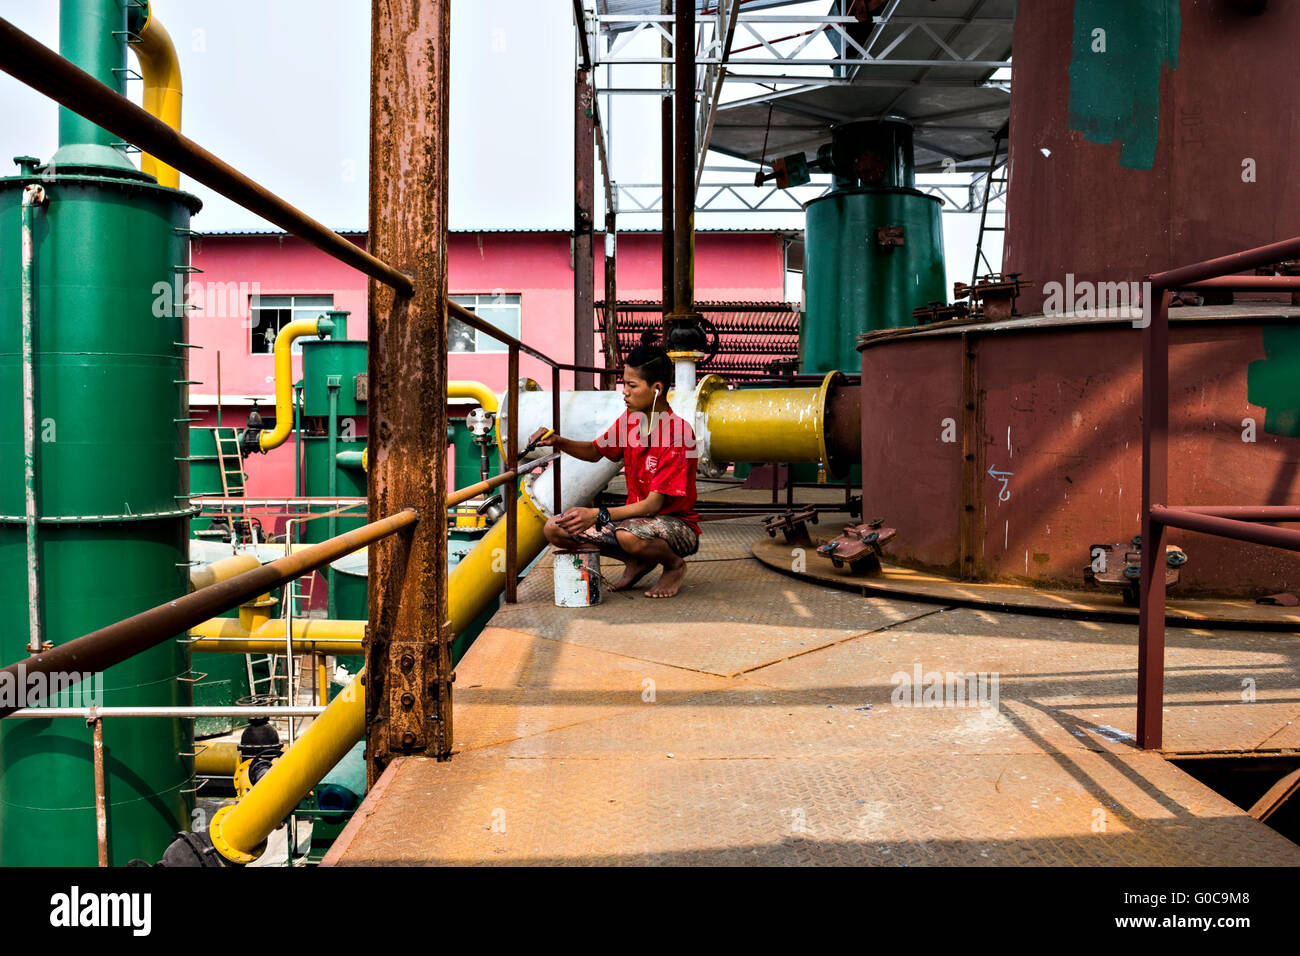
top-left (1139, 241), bottom-right (1300, 749)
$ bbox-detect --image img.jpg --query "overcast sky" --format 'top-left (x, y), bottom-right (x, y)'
top-left (0, 0), bottom-right (577, 231)
top-left (0, 0), bottom-right (999, 278)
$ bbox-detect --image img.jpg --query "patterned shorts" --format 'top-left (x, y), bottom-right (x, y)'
top-left (574, 515), bottom-right (700, 558)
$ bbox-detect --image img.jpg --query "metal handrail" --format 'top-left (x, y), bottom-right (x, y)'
top-left (1138, 239), bottom-right (1300, 749)
top-left (0, 509), bottom-right (418, 719)
top-left (0, 17), bottom-right (413, 295)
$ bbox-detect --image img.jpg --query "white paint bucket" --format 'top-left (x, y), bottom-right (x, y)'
top-left (553, 548), bottom-right (602, 607)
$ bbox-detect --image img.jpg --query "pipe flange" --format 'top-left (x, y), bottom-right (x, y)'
top-left (208, 803), bottom-right (266, 866)
top-left (816, 369), bottom-right (849, 479)
top-left (692, 374), bottom-right (730, 478)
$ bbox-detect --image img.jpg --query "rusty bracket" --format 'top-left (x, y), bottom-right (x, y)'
top-left (1083, 535), bottom-right (1187, 606)
top-left (817, 517), bottom-right (897, 574)
top-left (953, 272), bottom-right (1035, 321)
top-left (912, 300), bottom-right (972, 326)
top-left (763, 506), bottom-right (819, 546)
top-left (876, 225), bottom-right (905, 249)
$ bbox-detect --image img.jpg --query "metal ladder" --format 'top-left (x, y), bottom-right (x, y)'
top-left (213, 427), bottom-right (247, 497)
top-left (970, 123), bottom-right (1008, 288)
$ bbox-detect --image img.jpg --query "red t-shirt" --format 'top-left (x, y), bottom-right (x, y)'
top-left (594, 408), bottom-right (701, 535)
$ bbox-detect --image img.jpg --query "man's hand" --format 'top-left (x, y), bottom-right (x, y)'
top-left (525, 429), bottom-right (556, 450)
top-left (556, 506), bottom-right (597, 535)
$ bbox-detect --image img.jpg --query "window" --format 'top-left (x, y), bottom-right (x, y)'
top-left (449, 294), bottom-right (521, 352)
top-left (250, 294), bottom-right (334, 354)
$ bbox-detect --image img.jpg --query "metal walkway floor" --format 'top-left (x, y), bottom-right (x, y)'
top-left (325, 518), bottom-right (1300, 866)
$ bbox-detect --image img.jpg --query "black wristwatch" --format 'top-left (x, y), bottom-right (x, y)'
top-left (595, 505), bottom-right (612, 529)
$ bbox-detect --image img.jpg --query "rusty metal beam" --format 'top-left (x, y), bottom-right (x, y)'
top-left (575, 66), bottom-right (597, 389)
top-left (660, 0), bottom-right (675, 324)
top-left (1138, 290), bottom-right (1171, 751)
top-left (670, 0), bottom-right (698, 323)
top-left (603, 214), bottom-right (621, 371)
top-left (1149, 235), bottom-right (1300, 290)
top-left (0, 17), bottom-right (412, 295)
top-left (0, 510), bottom-right (418, 719)
top-left (1152, 506), bottom-right (1300, 551)
top-left (366, 0), bottom-right (452, 782)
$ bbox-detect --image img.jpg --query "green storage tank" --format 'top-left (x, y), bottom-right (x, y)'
top-left (0, 0), bottom-right (206, 866)
top-left (0, 165), bottom-right (202, 863)
top-left (800, 121), bottom-right (946, 374)
top-left (300, 336), bottom-right (367, 545)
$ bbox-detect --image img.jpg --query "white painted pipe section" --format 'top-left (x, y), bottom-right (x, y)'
top-left (673, 355), bottom-right (697, 396)
top-left (499, 381), bottom-right (719, 512)
top-left (500, 387), bottom-right (626, 517)
top-left (21, 184), bottom-right (46, 654)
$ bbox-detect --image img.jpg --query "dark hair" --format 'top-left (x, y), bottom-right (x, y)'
top-left (624, 343), bottom-right (673, 391)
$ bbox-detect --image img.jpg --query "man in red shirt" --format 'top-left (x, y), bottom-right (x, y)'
top-left (532, 345), bottom-right (700, 598)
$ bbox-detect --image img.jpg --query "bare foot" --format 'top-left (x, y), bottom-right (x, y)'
top-left (610, 558), bottom-right (655, 591)
top-left (645, 559), bottom-right (686, 598)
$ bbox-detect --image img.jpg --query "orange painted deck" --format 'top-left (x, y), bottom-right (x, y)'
top-left (324, 516), bottom-right (1300, 866)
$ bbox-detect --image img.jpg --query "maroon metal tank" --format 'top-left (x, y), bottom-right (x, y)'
top-left (1003, 0), bottom-right (1300, 314)
top-left (858, 306), bottom-right (1300, 597)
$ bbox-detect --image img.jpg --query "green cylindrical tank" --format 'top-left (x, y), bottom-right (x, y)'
top-left (301, 339), bottom-right (366, 418)
top-left (301, 434), bottom-right (368, 543)
top-left (300, 337), bottom-right (367, 550)
top-left (799, 120), bottom-right (946, 374)
top-left (51, 0), bottom-right (137, 175)
top-left (0, 165), bottom-right (202, 865)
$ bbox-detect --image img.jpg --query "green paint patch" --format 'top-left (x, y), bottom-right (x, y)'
top-left (1068, 0), bottom-right (1181, 170)
top-left (1247, 326), bottom-right (1300, 437)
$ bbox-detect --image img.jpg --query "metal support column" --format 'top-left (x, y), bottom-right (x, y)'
top-left (574, 67), bottom-right (596, 389)
top-left (665, 0), bottom-right (704, 356)
top-left (1137, 289), bottom-right (1171, 751)
top-left (660, 0), bottom-right (674, 327)
top-left (604, 209), bottom-right (619, 373)
top-left (365, 0), bottom-right (452, 783)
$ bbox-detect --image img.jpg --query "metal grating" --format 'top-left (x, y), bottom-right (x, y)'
top-left (597, 299), bottom-right (801, 381)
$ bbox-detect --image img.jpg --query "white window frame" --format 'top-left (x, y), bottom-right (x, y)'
top-left (449, 293), bottom-right (522, 353)
top-left (249, 294), bottom-right (335, 355)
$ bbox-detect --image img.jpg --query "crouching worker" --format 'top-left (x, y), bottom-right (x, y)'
top-left (530, 344), bottom-right (701, 598)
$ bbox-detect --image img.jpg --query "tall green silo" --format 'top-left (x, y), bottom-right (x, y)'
top-left (0, 0), bottom-right (200, 865)
top-left (800, 120), bottom-right (947, 374)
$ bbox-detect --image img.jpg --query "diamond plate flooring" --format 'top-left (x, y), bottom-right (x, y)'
top-left (326, 518), bottom-right (1300, 866)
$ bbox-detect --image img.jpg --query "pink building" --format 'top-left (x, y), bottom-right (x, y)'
top-left (188, 229), bottom-right (789, 499)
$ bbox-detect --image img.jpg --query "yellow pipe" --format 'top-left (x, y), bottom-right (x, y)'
top-left (696, 371), bottom-right (837, 471)
top-left (133, 9), bottom-right (182, 189)
top-left (189, 553), bottom-right (260, 592)
top-left (195, 741), bottom-right (240, 776)
top-left (190, 617), bottom-right (365, 656)
top-left (259, 318), bottom-right (331, 452)
top-left (208, 494), bottom-right (550, 864)
top-left (448, 380), bottom-right (499, 413)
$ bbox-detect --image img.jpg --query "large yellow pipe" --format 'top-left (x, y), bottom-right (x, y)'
top-left (190, 617), bottom-right (364, 655)
top-left (208, 494), bottom-right (550, 864)
top-left (259, 317), bottom-right (332, 452)
top-left (189, 553), bottom-right (260, 592)
top-left (448, 380), bottom-right (498, 413)
top-left (134, 9), bottom-right (182, 189)
top-left (696, 372), bottom-right (836, 470)
top-left (195, 741), bottom-right (240, 776)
